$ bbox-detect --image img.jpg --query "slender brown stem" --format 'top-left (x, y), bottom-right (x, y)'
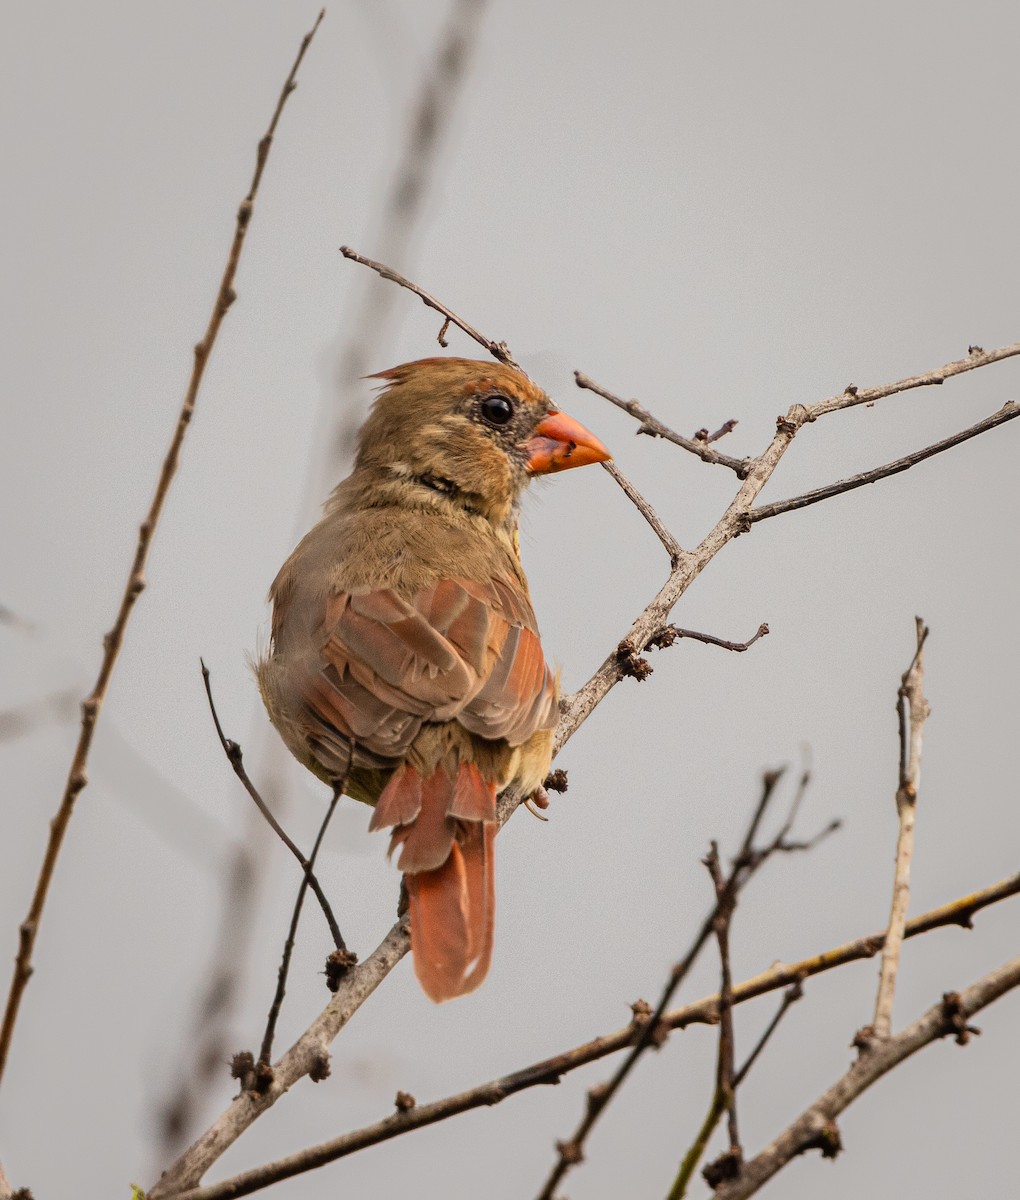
top-left (0, 8), bottom-right (326, 1089)
top-left (645, 624), bottom-right (770, 655)
top-left (707, 846), bottom-right (743, 1182)
top-left (751, 401), bottom-right (1020, 522)
top-left (667, 983), bottom-right (802, 1200)
top-left (200, 661), bottom-right (347, 952)
top-left (338, 246), bottom-right (521, 370)
top-left (259, 786), bottom-right (345, 1067)
top-left (602, 460), bottom-right (684, 563)
top-left (872, 619), bottom-right (930, 1040)
top-left (575, 370), bottom-right (749, 475)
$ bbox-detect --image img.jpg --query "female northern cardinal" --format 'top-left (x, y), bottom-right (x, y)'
top-left (258, 357), bottom-right (610, 1001)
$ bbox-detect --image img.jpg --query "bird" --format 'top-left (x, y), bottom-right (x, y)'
top-left (257, 357), bottom-right (611, 1002)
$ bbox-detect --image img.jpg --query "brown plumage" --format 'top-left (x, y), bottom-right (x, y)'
top-left (258, 357), bottom-right (610, 1001)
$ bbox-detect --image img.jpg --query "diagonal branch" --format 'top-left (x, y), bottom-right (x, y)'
top-left (338, 246), bottom-right (521, 370)
top-left (712, 955), bottom-right (1020, 1200)
top-left (0, 7), bottom-right (326, 1090)
top-left (751, 401), bottom-right (1020, 523)
top-left (155, 871), bottom-right (1020, 1200)
top-left (601, 460), bottom-right (684, 563)
top-left (575, 370), bottom-right (748, 475)
top-left (668, 983), bottom-right (803, 1199)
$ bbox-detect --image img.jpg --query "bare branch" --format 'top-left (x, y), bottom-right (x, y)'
top-left (156, 874), bottom-right (1019, 1200)
top-left (534, 774), bottom-right (824, 1200)
top-left (259, 784), bottom-right (346, 1069)
top-left (695, 419), bottom-right (739, 445)
top-left (574, 370), bottom-right (748, 475)
top-left (713, 956), bottom-right (1020, 1200)
top-left (807, 341), bottom-right (1020, 419)
top-left (601, 460), bottom-right (684, 564)
top-left (339, 246), bottom-right (521, 370)
top-left (645, 623), bottom-right (770, 656)
top-left (200, 661), bottom-right (348, 953)
top-left (872, 618), bottom-right (931, 1040)
top-left (706, 846), bottom-right (743, 1184)
top-left (668, 983), bottom-right (803, 1199)
top-left (0, 8), bottom-right (326, 1089)
top-left (751, 401), bottom-right (1020, 523)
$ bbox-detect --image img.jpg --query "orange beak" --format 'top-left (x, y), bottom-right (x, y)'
top-left (524, 409), bottom-right (612, 475)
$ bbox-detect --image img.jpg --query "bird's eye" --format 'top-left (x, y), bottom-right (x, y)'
top-left (479, 393), bottom-right (514, 427)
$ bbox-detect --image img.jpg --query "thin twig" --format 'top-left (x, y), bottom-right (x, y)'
top-left (601, 460), bottom-right (684, 564)
top-left (695, 419), bottom-right (739, 445)
top-left (872, 618), bottom-right (931, 1041)
top-left (706, 845), bottom-right (743, 1185)
top-left (751, 401), bottom-right (1020, 522)
top-left (713, 956), bottom-right (1020, 1200)
top-left (259, 785), bottom-right (345, 1068)
top-left (575, 371), bottom-right (749, 475)
top-left (338, 246), bottom-right (521, 370)
top-left (645, 623), bottom-right (770, 655)
top-left (810, 342), bottom-right (1020, 418)
top-left (200, 661), bottom-right (347, 952)
top-left (668, 983), bottom-right (803, 1199)
top-left (734, 982), bottom-right (804, 1089)
top-left (0, 7), bottom-right (326, 1090)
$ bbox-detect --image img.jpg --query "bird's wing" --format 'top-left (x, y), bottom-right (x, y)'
top-left (309, 576), bottom-right (557, 766)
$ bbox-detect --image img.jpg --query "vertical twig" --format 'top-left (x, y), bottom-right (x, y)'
top-left (668, 983), bottom-right (803, 1199)
top-left (259, 784), bottom-right (345, 1069)
top-left (0, 9), bottom-right (326, 1088)
top-left (703, 844), bottom-right (743, 1186)
top-left (873, 617), bottom-right (931, 1040)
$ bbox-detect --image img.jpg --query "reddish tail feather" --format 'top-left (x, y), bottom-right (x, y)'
top-left (372, 759), bottom-right (497, 1002)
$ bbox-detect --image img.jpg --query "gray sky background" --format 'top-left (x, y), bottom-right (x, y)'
top-left (2, 2), bottom-right (1018, 1197)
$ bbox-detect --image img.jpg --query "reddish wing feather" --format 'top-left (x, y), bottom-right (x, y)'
top-left (310, 577), bottom-right (552, 767)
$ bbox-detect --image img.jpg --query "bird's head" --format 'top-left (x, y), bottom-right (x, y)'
top-left (352, 357), bottom-right (611, 527)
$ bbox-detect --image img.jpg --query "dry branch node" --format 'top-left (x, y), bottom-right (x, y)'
top-left (325, 948), bottom-right (359, 993)
top-left (543, 769), bottom-right (569, 794)
top-left (803, 1118), bottom-right (843, 1160)
top-left (308, 1052), bottom-right (331, 1084)
top-left (941, 991), bottom-right (981, 1046)
top-left (615, 639), bottom-right (653, 681)
top-left (703, 1147), bottom-right (743, 1189)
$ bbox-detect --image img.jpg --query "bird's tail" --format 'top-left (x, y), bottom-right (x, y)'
top-left (371, 760), bottom-right (496, 1002)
